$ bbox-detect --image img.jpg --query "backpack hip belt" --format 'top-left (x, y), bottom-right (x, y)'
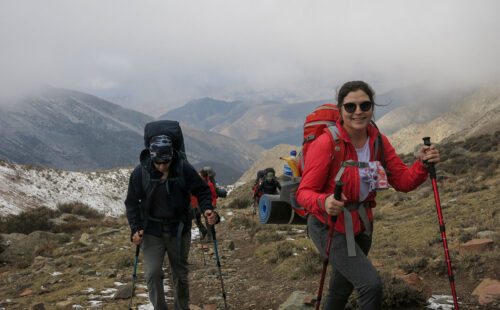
top-left (343, 201), bottom-right (371, 257)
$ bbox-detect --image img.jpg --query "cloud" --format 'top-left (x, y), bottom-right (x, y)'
top-left (1, 0), bottom-right (500, 114)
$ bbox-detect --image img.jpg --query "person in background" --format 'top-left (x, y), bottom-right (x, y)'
top-left (296, 81), bottom-right (440, 309)
top-left (199, 167), bottom-right (218, 242)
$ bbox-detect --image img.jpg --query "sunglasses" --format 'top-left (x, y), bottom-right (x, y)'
top-left (154, 160), bottom-right (170, 166)
top-left (343, 101), bottom-right (373, 113)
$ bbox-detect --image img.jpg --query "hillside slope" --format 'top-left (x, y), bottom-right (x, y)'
top-left (387, 83), bottom-right (500, 154)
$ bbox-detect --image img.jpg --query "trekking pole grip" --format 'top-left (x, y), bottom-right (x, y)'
top-left (422, 137), bottom-right (437, 179)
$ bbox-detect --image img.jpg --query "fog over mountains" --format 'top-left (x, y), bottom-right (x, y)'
top-left (1, 82), bottom-right (498, 186)
top-left (161, 82), bottom-right (480, 148)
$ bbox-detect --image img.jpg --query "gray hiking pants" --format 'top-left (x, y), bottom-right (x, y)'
top-left (142, 231), bottom-right (191, 310)
top-left (308, 216), bottom-right (382, 310)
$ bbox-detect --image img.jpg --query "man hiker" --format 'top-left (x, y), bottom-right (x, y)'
top-left (125, 129), bottom-right (219, 310)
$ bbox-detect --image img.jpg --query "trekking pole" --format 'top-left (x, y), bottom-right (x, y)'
top-left (423, 137), bottom-right (459, 310)
top-left (200, 232), bottom-right (206, 266)
top-left (210, 224), bottom-right (228, 310)
top-left (315, 181), bottom-right (343, 310)
top-left (128, 235), bottom-right (142, 310)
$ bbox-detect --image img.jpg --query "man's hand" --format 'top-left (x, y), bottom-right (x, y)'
top-left (324, 193), bottom-right (346, 216)
top-left (132, 230), bottom-right (144, 245)
top-left (204, 210), bottom-right (218, 225)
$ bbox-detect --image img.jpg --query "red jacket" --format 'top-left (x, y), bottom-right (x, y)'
top-left (296, 120), bottom-right (429, 236)
top-left (191, 178), bottom-right (217, 208)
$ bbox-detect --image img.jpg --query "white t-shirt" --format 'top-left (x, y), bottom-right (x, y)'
top-left (356, 138), bottom-right (370, 201)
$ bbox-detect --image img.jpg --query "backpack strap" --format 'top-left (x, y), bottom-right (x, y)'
top-left (373, 133), bottom-right (391, 176)
top-left (324, 125), bottom-right (346, 183)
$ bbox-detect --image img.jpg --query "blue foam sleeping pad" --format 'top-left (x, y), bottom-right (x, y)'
top-left (258, 194), bottom-right (307, 225)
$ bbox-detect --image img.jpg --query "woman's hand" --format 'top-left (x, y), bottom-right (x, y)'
top-left (419, 145), bottom-right (440, 164)
top-left (324, 193), bottom-right (346, 216)
top-left (204, 210), bottom-right (218, 225)
top-left (132, 230), bottom-right (144, 245)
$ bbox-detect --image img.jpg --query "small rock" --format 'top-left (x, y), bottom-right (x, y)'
top-left (477, 230), bottom-right (496, 239)
top-left (302, 295), bottom-right (316, 305)
top-left (79, 233), bottom-right (93, 245)
top-left (207, 249), bottom-right (215, 255)
top-left (278, 291), bottom-right (315, 309)
top-left (203, 305), bottom-right (217, 310)
top-left (20, 289), bottom-right (33, 297)
top-left (113, 283), bottom-right (133, 299)
top-left (459, 238), bottom-right (494, 254)
top-left (222, 240), bottom-right (235, 251)
top-left (397, 273), bottom-right (432, 299)
top-left (29, 302), bottom-right (45, 310)
top-left (190, 305), bottom-right (202, 310)
top-left (55, 300), bottom-right (73, 310)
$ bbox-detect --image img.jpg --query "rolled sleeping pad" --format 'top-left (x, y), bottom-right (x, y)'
top-left (259, 194), bottom-right (307, 225)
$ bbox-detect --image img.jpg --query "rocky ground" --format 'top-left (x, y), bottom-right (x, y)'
top-left (1, 133), bottom-right (499, 309)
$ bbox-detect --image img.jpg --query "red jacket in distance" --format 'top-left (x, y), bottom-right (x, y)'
top-left (296, 119), bottom-right (429, 236)
top-left (192, 177), bottom-right (217, 208)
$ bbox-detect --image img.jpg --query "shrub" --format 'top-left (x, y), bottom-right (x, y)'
top-left (0, 206), bottom-right (59, 234)
top-left (255, 241), bottom-right (294, 264)
top-left (228, 198), bottom-right (252, 209)
top-left (57, 202), bottom-right (103, 219)
top-left (345, 272), bottom-right (426, 309)
top-left (398, 257), bottom-right (428, 274)
top-left (277, 247), bottom-right (322, 279)
top-left (255, 230), bottom-right (284, 244)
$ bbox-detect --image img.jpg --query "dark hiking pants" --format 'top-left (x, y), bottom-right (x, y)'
top-left (308, 216), bottom-right (382, 310)
top-left (142, 231), bottom-right (191, 310)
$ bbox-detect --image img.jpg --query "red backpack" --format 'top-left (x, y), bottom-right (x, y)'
top-left (291, 104), bottom-right (346, 218)
top-left (297, 103), bottom-right (344, 177)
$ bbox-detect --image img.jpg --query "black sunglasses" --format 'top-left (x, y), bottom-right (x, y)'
top-left (154, 160), bottom-right (170, 165)
top-left (343, 101), bottom-right (373, 113)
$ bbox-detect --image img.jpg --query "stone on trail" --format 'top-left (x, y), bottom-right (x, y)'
top-left (459, 238), bottom-right (493, 254)
top-left (278, 291), bottom-right (315, 310)
top-left (55, 300), bottom-right (73, 310)
top-left (472, 278), bottom-right (500, 306)
top-left (29, 302), bottom-right (45, 310)
top-left (113, 283), bottom-right (133, 299)
top-left (189, 305), bottom-right (202, 310)
top-left (20, 289), bottom-right (33, 297)
top-left (222, 239), bottom-right (235, 250)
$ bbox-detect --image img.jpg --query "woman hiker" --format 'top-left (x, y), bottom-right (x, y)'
top-left (296, 80), bottom-right (440, 309)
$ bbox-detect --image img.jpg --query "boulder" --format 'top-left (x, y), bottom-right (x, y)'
top-left (472, 278), bottom-right (500, 306)
top-left (459, 238), bottom-right (493, 254)
top-left (278, 291), bottom-right (315, 310)
top-left (0, 231), bottom-right (69, 262)
top-left (397, 273), bottom-right (432, 299)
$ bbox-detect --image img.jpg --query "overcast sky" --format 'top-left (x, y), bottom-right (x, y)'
top-left (1, 0), bottom-right (500, 116)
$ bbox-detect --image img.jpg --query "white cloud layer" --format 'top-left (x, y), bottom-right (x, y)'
top-left (1, 0), bottom-right (500, 115)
